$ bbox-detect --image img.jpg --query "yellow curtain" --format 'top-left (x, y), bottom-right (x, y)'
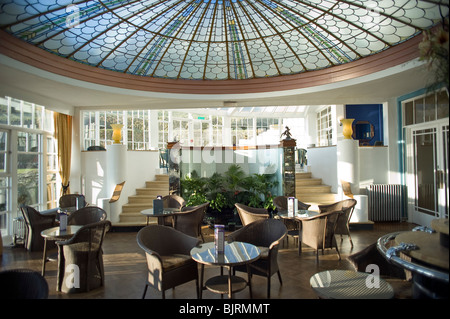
top-left (54, 112), bottom-right (72, 196)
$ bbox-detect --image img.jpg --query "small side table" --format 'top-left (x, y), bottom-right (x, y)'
top-left (40, 226), bottom-right (82, 276)
top-left (190, 241), bottom-right (260, 299)
top-left (310, 270), bottom-right (394, 299)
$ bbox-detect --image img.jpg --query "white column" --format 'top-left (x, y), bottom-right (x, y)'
top-left (337, 139), bottom-right (360, 196)
top-left (105, 144), bottom-right (127, 223)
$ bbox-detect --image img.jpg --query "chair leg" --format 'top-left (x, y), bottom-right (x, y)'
top-left (277, 270), bottom-right (283, 285)
top-left (335, 245), bottom-right (341, 260)
top-left (267, 276), bottom-right (271, 299)
top-left (142, 284), bottom-right (148, 299)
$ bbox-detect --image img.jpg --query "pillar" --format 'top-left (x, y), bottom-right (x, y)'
top-left (106, 144), bottom-right (127, 223)
top-left (281, 138), bottom-right (296, 197)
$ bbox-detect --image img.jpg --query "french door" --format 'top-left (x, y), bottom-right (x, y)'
top-left (408, 121), bottom-right (449, 226)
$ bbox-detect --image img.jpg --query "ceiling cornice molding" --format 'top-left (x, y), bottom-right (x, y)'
top-left (0, 30), bottom-right (421, 96)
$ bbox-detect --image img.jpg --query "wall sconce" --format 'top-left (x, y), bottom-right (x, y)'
top-left (340, 118), bottom-right (355, 139)
top-left (111, 124), bottom-right (124, 144)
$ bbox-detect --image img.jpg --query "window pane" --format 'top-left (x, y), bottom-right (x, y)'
top-left (437, 90), bottom-right (449, 119)
top-left (414, 98), bottom-right (424, 124)
top-left (17, 153), bottom-right (40, 206)
top-left (424, 94), bottom-right (436, 122)
top-left (404, 101), bottom-right (414, 125)
top-left (22, 101), bottom-right (33, 128)
top-left (10, 99), bottom-right (21, 126)
top-left (0, 98), bottom-right (7, 125)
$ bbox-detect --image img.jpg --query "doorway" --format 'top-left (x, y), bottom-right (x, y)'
top-left (408, 121), bottom-right (449, 226)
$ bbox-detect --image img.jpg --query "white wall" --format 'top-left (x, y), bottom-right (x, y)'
top-left (307, 146), bottom-right (338, 193)
top-left (80, 150), bottom-right (160, 208)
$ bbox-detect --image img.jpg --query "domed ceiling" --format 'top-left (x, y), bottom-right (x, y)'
top-left (0, 0), bottom-right (448, 81)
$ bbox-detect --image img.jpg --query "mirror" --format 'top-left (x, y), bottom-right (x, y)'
top-left (352, 121), bottom-right (374, 145)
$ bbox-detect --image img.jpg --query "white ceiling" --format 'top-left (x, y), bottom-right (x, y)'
top-left (0, 53), bottom-right (431, 117)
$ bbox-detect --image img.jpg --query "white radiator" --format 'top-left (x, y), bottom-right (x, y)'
top-left (368, 184), bottom-right (405, 221)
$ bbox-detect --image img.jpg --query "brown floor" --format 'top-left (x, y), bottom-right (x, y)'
top-left (0, 221), bottom-right (417, 301)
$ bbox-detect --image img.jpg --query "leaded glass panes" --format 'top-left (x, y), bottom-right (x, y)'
top-left (1, 0), bottom-right (447, 80)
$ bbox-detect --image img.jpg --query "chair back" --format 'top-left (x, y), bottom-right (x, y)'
top-left (0, 269), bottom-right (49, 299)
top-left (229, 218), bottom-right (287, 248)
top-left (162, 195), bottom-right (186, 209)
top-left (174, 203), bottom-right (209, 238)
top-left (319, 199), bottom-right (357, 235)
top-left (59, 194), bottom-right (86, 209)
top-left (301, 211), bottom-right (342, 250)
top-left (20, 205), bottom-right (56, 251)
top-left (273, 196), bottom-right (311, 212)
top-left (137, 225), bottom-right (201, 257)
top-left (68, 206), bottom-right (107, 225)
top-left (59, 220), bottom-right (111, 250)
top-left (235, 203), bottom-right (269, 226)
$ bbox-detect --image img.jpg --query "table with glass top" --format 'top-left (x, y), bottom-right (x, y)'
top-left (190, 241), bottom-right (260, 299)
top-left (140, 207), bottom-right (182, 225)
top-left (40, 225), bottom-right (82, 276)
top-left (277, 209), bottom-right (319, 220)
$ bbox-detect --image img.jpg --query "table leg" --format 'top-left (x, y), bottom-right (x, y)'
top-left (41, 238), bottom-right (48, 276)
top-left (199, 264), bottom-right (204, 299)
top-left (228, 266), bottom-right (232, 299)
top-left (246, 264), bottom-right (253, 299)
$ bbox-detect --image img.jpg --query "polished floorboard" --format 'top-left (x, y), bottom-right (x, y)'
top-left (0, 221), bottom-right (418, 301)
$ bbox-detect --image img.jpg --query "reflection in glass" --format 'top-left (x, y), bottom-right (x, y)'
top-left (414, 129), bottom-right (436, 216)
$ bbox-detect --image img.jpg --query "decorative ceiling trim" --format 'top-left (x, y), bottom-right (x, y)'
top-left (0, 29), bottom-right (421, 95)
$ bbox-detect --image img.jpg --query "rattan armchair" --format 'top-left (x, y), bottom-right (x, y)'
top-left (235, 203), bottom-right (269, 226)
top-left (175, 202), bottom-right (209, 242)
top-left (67, 206), bottom-right (107, 225)
top-left (20, 205), bottom-right (57, 251)
top-left (318, 199), bottom-right (357, 247)
top-left (56, 220), bottom-right (111, 293)
top-left (137, 225), bottom-right (201, 299)
top-left (273, 196), bottom-right (311, 247)
top-left (227, 218), bottom-right (287, 298)
top-left (298, 210), bottom-right (342, 261)
top-left (161, 194), bottom-right (186, 227)
top-left (0, 269), bottom-right (49, 299)
top-left (59, 194), bottom-right (86, 209)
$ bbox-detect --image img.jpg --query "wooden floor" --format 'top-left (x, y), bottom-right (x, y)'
top-left (1, 222), bottom-right (416, 300)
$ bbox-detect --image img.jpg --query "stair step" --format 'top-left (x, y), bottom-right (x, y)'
top-left (135, 188), bottom-right (169, 195)
top-left (296, 193), bottom-right (337, 203)
top-left (296, 185), bottom-right (331, 193)
top-left (122, 203), bottom-right (153, 213)
top-left (296, 178), bottom-right (322, 186)
top-left (155, 174), bottom-right (169, 181)
top-left (295, 172), bottom-right (312, 179)
top-left (128, 195), bottom-right (159, 204)
top-left (145, 181), bottom-right (169, 188)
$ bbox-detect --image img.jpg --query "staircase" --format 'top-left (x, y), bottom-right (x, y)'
top-left (117, 174), bottom-right (169, 226)
top-left (295, 172), bottom-right (337, 210)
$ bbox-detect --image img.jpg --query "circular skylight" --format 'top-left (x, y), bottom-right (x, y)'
top-left (0, 0), bottom-right (448, 80)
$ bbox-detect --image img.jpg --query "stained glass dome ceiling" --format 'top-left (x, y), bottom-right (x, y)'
top-left (0, 0), bottom-right (448, 81)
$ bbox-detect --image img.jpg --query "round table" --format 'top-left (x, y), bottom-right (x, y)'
top-left (310, 270), bottom-right (394, 299)
top-left (140, 207), bottom-right (181, 225)
top-left (40, 226), bottom-right (82, 276)
top-left (190, 241), bottom-right (260, 299)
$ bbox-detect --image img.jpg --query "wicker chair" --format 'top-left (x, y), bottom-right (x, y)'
top-left (0, 269), bottom-right (49, 299)
top-left (235, 203), bottom-right (270, 226)
top-left (227, 218), bottom-right (287, 298)
top-left (175, 202), bottom-right (209, 242)
top-left (20, 205), bottom-right (57, 251)
top-left (273, 196), bottom-right (311, 247)
top-left (67, 206), bottom-right (107, 226)
top-left (299, 210), bottom-right (342, 260)
top-left (137, 225), bottom-right (201, 299)
top-left (318, 199), bottom-right (357, 247)
top-left (347, 243), bottom-right (412, 298)
top-left (161, 194), bottom-right (186, 227)
top-left (59, 194), bottom-right (86, 209)
top-left (56, 220), bottom-right (111, 293)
